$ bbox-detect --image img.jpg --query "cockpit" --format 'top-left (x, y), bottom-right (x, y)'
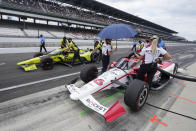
top-left (116, 58), bottom-right (141, 70)
top-left (49, 49), bottom-right (64, 55)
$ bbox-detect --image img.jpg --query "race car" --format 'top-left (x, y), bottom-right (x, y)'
top-left (17, 48), bottom-right (98, 71)
top-left (65, 54), bottom-right (180, 122)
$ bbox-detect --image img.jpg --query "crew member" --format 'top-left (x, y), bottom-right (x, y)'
top-left (144, 39), bottom-right (150, 47)
top-left (101, 39), bottom-right (117, 73)
top-left (134, 35), bottom-right (171, 88)
top-left (93, 40), bottom-right (103, 62)
top-left (40, 34), bottom-right (47, 53)
top-left (67, 38), bottom-right (83, 65)
top-left (132, 40), bottom-right (137, 51)
top-left (61, 37), bottom-right (68, 49)
top-left (138, 40), bottom-right (143, 52)
top-left (158, 37), bottom-right (166, 50)
top-left (100, 40), bottom-right (104, 46)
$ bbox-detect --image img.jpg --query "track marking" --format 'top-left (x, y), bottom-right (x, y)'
top-left (0, 72), bottom-right (79, 92)
top-left (0, 67), bottom-right (101, 92)
top-left (150, 115), bottom-right (168, 127)
top-left (171, 94), bottom-right (196, 104)
top-left (178, 81), bottom-right (186, 86)
top-left (0, 62), bottom-right (5, 66)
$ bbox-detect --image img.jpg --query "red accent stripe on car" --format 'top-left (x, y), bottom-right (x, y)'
top-left (95, 74), bottom-right (128, 93)
top-left (160, 62), bottom-right (173, 69)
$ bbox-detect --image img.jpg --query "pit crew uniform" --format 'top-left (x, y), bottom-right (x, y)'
top-left (137, 44), bottom-right (167, 88)
top-left (132, 41), bottom-right (137, 51)
top-left (95, 42), bottom-right (103, 62)
top-left (68, 41), bottom-right (83, 65)
top-left (61, 39), bottom-right (68, 49)
top-left (138, 42), bottom-right (143, 52)
top-left (102, 43), bottom-right (112, 73)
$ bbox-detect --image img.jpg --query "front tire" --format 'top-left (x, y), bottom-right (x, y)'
top-left (41, 58), bottom-right (53, 70)
top-left (80, 65), bottom-right (98, 83)
top-left (124, 79), bottom-right (149, 111)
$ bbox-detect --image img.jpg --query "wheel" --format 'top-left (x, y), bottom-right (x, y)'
top-left (41, 57), bottom-right (53, 70)
top-left (33, 52), bottom-right (44, 58)
top-left (124, 79), bottom-right (149, 111)
top-left (80, 65), bottom-right (98, 83)
top-left (91, 53), bottom-right (98, 62)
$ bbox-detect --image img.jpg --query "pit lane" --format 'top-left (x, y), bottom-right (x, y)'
top-left (0, 44), bottom-right (196, 130)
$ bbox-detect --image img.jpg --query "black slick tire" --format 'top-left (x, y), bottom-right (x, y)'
top-left (80, 65), bottom-right (98, 83)
top-left (41, 57), bottom-right (53, 70)
top-left (124, 79), bottom-right (149, 111)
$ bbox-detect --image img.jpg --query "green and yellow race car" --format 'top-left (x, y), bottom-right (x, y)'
top-left (17, 48), bottom-right (98, 71)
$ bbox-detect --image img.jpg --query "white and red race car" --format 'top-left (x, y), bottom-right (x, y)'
top-left (65, 55), bottom-right (178, 122)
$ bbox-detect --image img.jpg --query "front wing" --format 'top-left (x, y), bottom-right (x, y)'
top-left (20, 64), bottom-right (37, 71)
top-left (66, 84), bottom-right (126, 122)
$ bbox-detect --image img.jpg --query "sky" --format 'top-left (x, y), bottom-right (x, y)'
top-left (96, 0), bottom-right (196, 41)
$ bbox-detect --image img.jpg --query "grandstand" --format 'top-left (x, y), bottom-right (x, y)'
top-left (0, 0), bottom-right (186, 41)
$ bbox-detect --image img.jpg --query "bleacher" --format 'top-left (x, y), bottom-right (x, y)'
top-left (0, 0), bottom-right (176, 38)
top-left (0, 25), bottom-right (98, 40)
top-left (0, 27), bottom-right (24, 37)
top-left (0, 0), bottom-right (185, 41)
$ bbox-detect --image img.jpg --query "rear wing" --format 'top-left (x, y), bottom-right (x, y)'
top-left (66, 84), bottom-right (126, 122)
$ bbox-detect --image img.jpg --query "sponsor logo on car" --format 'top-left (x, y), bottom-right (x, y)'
top-left (68, 84), bottom-right (80, 94)
top-left (93, 78), bottom-right (105, 86)
top-left (86, 98), bottom-right (107, 112)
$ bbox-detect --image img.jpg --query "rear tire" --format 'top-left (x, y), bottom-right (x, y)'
top-left (124, 79), bottom-right (149, 111)
top-left (80, 65), bottom-right (98, 83)
top-left (34, 52), bottom-right (44, 58)
top-left (41, 58), bottom-right (53, 70)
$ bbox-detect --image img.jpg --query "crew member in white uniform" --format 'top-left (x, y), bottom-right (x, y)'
top-left (102, 39), bottom-right (117, 73)
top-left (134, 35), bottom-right (172, 88)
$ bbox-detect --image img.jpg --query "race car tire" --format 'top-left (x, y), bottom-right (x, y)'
top-left (33, 52), bottom-right (44, 58)
top-left (41, 58), bottom-right (54, 70)
top-left (91, 53), bottom-right (98, 62)
top-left (80, 65), bottom-right (98, 83)
top-left (124, 79), bottom-right (149, 111)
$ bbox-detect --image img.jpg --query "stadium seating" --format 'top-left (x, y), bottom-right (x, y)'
top-left (0, 25), bottom-right (98, 40)
top-left (0, 27), bottom-right (24, 37)
top-left (1, 0), bottom-right (177, 40)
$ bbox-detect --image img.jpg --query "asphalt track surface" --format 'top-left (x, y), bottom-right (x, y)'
top-left (0, 44), bottom-right (196, 130)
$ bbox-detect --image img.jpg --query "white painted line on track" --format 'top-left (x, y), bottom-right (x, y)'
top-left (0, 72), bottom-right (79, 92)
top-left (0, 67), bottom-right (101, 92)
top-left (0, 62), bottom-right (5, 66)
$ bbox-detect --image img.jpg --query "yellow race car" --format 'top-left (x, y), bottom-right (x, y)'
top-left (17, 48), bottom-right (98, 71)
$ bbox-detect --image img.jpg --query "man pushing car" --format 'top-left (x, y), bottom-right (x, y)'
top-left (67, 38), bottom-right (84, 66)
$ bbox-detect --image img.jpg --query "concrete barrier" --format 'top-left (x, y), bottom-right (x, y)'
top-left (0, 37), bottom-right (192, 48)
